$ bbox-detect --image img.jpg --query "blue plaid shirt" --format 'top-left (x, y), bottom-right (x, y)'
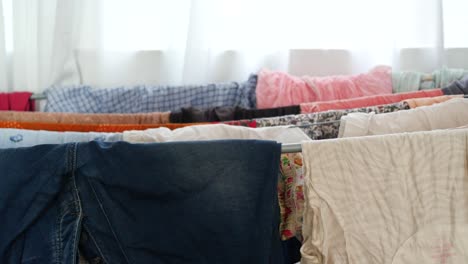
top-left (44, 75), bottom-right (257, 113)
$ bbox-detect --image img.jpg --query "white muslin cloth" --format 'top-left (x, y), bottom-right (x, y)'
top-left (124, 124), bottom-right (311, 144)
top-left (339, 98), bottom-right (468, 138)
top-left (301, 129), bottom-right (468, 264)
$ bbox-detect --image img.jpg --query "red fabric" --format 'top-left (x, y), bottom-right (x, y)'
top-left (0, 121), bottom-right (208, 132)
top-left (220, 120), bottom-right (257, 128)
top-left (0, 92), bottom-right (35, 111)
top-left (0, 93), bottom-right (8, 110)
top-left (9, 92), bottom-right (35, 111)
top-left (300, 89), bottom-right (444, 113)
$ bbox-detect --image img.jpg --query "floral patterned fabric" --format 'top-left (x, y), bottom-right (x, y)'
top-left (257, 101), bottom-right (410, 140)
top-left (278, 153), bottom-right (305, 241)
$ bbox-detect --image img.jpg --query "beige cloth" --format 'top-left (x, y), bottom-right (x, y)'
top-left (123, 124), bottom-right (311, 144)
top-left (301, 129), bottom-right (468, 264)
top-left (403, 95), bottom-right (463, 108)
top-left (339, 98), bottom-right (468, 138)
top-left (0, 111), bottom-right (171, 124)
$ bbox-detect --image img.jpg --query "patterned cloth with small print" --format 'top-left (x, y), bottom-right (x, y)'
top-left (256, 101), bottom-right (410, 140)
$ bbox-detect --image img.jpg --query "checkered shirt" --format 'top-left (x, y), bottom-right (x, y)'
top-left (44, 75), bottom-right (257, 113)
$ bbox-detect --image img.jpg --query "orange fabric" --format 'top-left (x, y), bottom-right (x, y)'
top-left (300, 89), bottom-right (444, 113)
top-left (403, 95), bottom-right (463, 108)
top-left (0, 121), bottom-right (209, 132)
top-left (0, 111), bottom-right (171, 124)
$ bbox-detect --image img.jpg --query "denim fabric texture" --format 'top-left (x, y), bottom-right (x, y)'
top-left (0, 128), bottom-right (122, 148)
top-left (44, 75), bottom-right (258, 113)
top-left (0, 140), bottom-right (282, 263)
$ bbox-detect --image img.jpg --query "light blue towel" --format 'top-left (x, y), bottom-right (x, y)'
top-left (0, 128), bottom-right (122, 148)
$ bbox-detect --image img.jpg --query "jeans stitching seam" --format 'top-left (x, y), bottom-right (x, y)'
top-left (57, 209), bottom-right (63, 263)
top-left (55, 144), bottom-right (75, 263)
top-left (83, 225), bottom-right (110, 264)
top-left (70, 143), bottom-right (83, 263)
top-left (86, 176), bottom-right (132, 264)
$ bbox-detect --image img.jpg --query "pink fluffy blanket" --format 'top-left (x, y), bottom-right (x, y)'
top-left (256, 66), bottom-right (392, 109)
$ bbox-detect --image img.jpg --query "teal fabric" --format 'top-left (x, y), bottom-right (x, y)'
top-left (432, 67), bottom-right (468, 89)
top-left (392, 67), bottom-right (468, 93)
top-left (391, 71), bottom-right (423, 93)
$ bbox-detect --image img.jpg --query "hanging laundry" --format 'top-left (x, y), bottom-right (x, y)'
top-left (0, 111), bottom-right (170, 124)
top-left (300, 89), bottom-right (443, 113)
top-left (403, 95), bottom-right (463, 108)
top-left (256, 66), bottom-right (392, 109)
top-left (123, 124), bottom-right (310, 144)
top-left (222, 119), bottom-right (257, 128)
top-left (44, 74), bottom-right (258, 113)
top-left (169, 105), bottom-right (300, 123)
top-left (257, 101), bottom-right (410, 140)
top-left (0, 121), bottom-right (208, 132)
top-left (392, 67), bottom-right (468, 93)
top-left (339, 98), bottom-right (468, 138)
top-left (442, 75), bottom-right (468, 95)
top-left (280, 237), bottom-right (302, 264)
top-left (428, 67), bottom-right (468, 89)
top-left (278, 152), bottom-right (305, 241)
top-left (170, 106), bottom-right (236, 123)
top-left (0, 128), bottom-right (122, 148)
top-left (301, 129), bottom-right (468, 264)
top-left (0, 140), bottom-right (283, 263)
top-left (122, 123), bottom-right (311, 259)
top-left (0, 92), bottom-right (35, 111)
top-left (123, 124), bottom-right (311, 245)
top-left (391, 71), bottom-right (424, 93)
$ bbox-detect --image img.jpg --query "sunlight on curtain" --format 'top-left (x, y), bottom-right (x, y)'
top-left (1, 0), bottom-right (468, 91)
top-left (83, 0), bottom-right (451, 50)
top-left (79, 0), bottom-right (191, 51)
top-left (78, 0), bottom-right (468, 87)
top-left (443, 0), bottom-right (468, 48)
top-left (0, 0), bottom-right (83, 92)
top-left (2, 0), bottom-right (12, 52)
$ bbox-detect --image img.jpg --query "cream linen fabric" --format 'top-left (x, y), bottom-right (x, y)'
top-left (339, 98), bottom-right (468, 138)
top-left (301, 129), bottom-right (468, 264)
top-left (123, 124), bottom-right (311, 144)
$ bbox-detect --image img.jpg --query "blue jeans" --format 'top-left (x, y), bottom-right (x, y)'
top-left (0, 140), bottom-right (283, 263)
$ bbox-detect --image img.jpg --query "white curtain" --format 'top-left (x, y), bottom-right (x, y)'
top-left (1, 0), bottom-right (468, 92)
top-left (0, 0), bottom-right (82, 92)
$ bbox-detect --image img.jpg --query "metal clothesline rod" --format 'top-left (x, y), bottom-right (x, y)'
top-left (30, 93), bottom-right (46, 100)
top-left (281, 143), bottom-right (302, 153)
